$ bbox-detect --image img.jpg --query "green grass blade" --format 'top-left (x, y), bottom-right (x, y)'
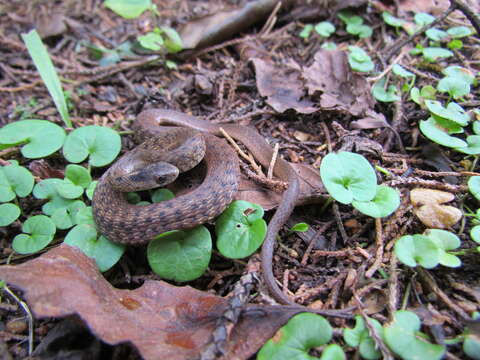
top-left (21, 29), bottom-right (71, 127)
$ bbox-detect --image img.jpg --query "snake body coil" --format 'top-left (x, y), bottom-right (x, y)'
top-left (92, 118), bottom-right (240, 245)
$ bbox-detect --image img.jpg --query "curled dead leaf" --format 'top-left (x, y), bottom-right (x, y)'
top-left (410, 188), bottom-right (462, 229)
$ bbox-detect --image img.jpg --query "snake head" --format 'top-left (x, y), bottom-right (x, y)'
top-left (109, 161), bottom-right (179, 192)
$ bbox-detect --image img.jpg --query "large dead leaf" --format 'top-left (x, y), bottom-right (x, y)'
top-left (303, 50), bottom-right (376, 117)
top-left (0, 245), bottom-right (306, 360)
top-left (410, 188), bottom-right (462, 229)
top-left (251, 57), bottom-right (318, 114)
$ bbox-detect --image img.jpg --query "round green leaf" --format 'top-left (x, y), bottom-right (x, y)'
top-left (86, 180), bottom-right (97, 200)
top-left (215, 200), bottom-right (266, 259)
top-left (447, 39), bottom-right (463, 50)
top-left (372, 78), bottom-right (400, 102)
top-left (463, 333), bottom-right (480, 360)
top-left (314, 21), bottom-right (335, 37)
top-left (394, 234), bottom-right (440, 269)
top-left (258, 313), bottom-right (333, 360)
top-left (414, 13), bottom-right (435, 26)
top-left (437, 77), bottom-right (471, 99)
top-left (63, 126), bottom-right (121, 167)
top-left (382, 12), bottom-right (404, 27)
top-left (33, 178), bottom-right (77, 215)
top-left (65, 224), bottom-right (125, 272)
top-left (104, 0), bottom-right (151, 19)
top-left (424, 229), bottom-right (461, 267)
top-left (343, 315), bottom-right (383, 360)
top-left (352, 185), bottom-right (400, 218)
top-left (138, 32), bottom-right (164, 51)
top-left (425, 28), bottom-right (449, 41)
top-left (422, 47), bottom-right (453, 62)
top-left (0, 120), bottom-right (66, 158)
top-left (65, 164), bottom-right (92, 188)
top-left (151, 188), bottom-right (175, 203)
top-left (12, 215), bottom-right (56, 254)
top-left (299, 24), bottom-right (314, 38)
top-left (468, 176), bottom-right (480, 201)
top-left (147, 226), bottom-right (211, 282)
top-left (392, 64), bottom-right (415, 78)
top-left (346, 23), bottom-right (373, 38)
top-left (320, 344), bottom-right (346, 360)
top-left (161, 27), bottom-right (183, 53)
top-left (74, 206), bottom-right (95, 226)
top-left (51, 200), bottom-right (86, 229)
top-left (447, 26), bottom-right (474, 38)
top-left (348, 46), bottom-right (374, 72)
top-left (320, 151), bottom-right (377, 204)
top-left (442, 66), bottom-right (475, 85)
top-left (455, 135), bottom-right (480, 155)
top-left (425, 100), bottom-right (469, 126)
top-left (56, 179), bottom-right (84, 199)
top-left (0, 203), bottom-right (21, 226)
top-left (384, 311), bottom-right (445, 360)
top-left (0, 163), bottom-right (34, 202)
top-left (419, 118), bottom-right (467, 148)
top-left (470, 225), bottom-right (480, 244)
top-left (291, 222), bottom-right (309, 232)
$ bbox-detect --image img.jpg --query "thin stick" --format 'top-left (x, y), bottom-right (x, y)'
top-left (267, 143), bottom-right (279, 180)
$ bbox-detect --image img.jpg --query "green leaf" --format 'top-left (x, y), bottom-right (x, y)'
top-left (57, 164), bottom-right (92, 199)
top-left (33, 178), bottom-right (77, 216)
top-left (64, 224), bottom-right (125, 272)
top-left (299, 24), bottom-right (314, 38)
top-left (21, 30), bottom-right (71, 127)
top-left (290, 222), bottom-right (309, 232)
top-left (421, 47), bottom-right (454, 62)
top-left (463, 333), bottom-right (480, 359)
top-left (12, 215), bottom-right (56, 254)
top-left (447, 26), bottom-right (474, 38)
top-left (419, 118), bottom-right (467, 148)
top-left (74, 206), bottom-right (95, 226)
top-left (424, 229), bottom-right (461, 267)
top-left (320, 151), bottom-right (377, 204)
top-left (0, 203), bottom-right (21, 226)
top-left (321, 42), bottom-right (337, 50)
top-left (394, 234), bottom-right (440, 268)
top-left (425, 28), bottom-right (449, 41)
top-left (382, 12), bottom-right (405, 27)
top-left (86, 181), bottom-right (97, 200)
top-left (147, 226), bottom-right (211, 282)
top-left (160, 27), bottom-right (183, 53)
top-left (104, 0), bottom-right (152, 19)
top-left (414, 13), bottom-right (435, 26)
top-left (151, 188), bottom-right (175, 203)
top-left (320, 344), bottom-right (346, 360)
top-left (443, 66), bottom-right (475, 84)
top-left (51, 200), bottom-right (86, 230)
top-left (372, 78), bottom-right (400, 102)
top-left (437, 76), bottom-right (471, 99)
top-left (258, 313), bottom-right (333, 360)
top-left (0, 163), bottom-right (34, 202)
top-left (63, 125), bottom-right (121, 167)
top-left (348, 46), bottom-right (374, 72)
top-left (384, 311), bottom-right (445, 360)
top-left (314, 22), bottom-right (336, 37)
top-left (392, 64), bottom-right (415, 78)
top-left (425, 100), bottom-right (469, 127)
top-left (352, 185), bottom-right (400, 218)
top-left (346, 23), bottom-right (373, 38)
top-left (215, 200), bottom-right (266, 259)
top-left (0, 120), bottom-right (66, 159)
top-left (343, 315), bottom-right (383, 360)
top-left (447, 39), bottom-right (463, 50)
top-left (138, 32), bottom-right (164, 51)
top-left (468, 176), bottom-right (480, 201)
top-left (455, 135), bottom-right (480, 155)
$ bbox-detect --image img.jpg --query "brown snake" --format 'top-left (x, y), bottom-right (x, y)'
top-left (92, 109), bottom-right (300, 305)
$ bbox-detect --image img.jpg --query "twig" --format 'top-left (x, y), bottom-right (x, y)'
top-left (267, 143), bottom-right (279, 180)
top-left (2, 285), bottom-right (34, 355)
top-left (219, 127), bottom-right (264, 176)
top-left (366, 218), bottom-right (385, 278)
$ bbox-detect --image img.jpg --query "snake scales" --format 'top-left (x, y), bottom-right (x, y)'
top-left (92, 109), bottom-right (299, 305)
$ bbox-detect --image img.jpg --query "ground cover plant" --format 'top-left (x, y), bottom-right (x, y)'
top-left (0, 0), bottom-right (479, 359)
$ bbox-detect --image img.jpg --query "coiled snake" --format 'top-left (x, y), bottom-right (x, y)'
top-left (92, 109), bottom-right (300, 305)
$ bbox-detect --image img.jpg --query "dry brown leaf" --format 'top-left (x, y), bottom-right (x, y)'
top-left (410, 188), bottom-right (462, 228)
top-left (251, 58), bottom-right (317, 114)
top-left (302, 50), bottom-right (376, 117)
top-left (0, 245), bottom-right (307, 360)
